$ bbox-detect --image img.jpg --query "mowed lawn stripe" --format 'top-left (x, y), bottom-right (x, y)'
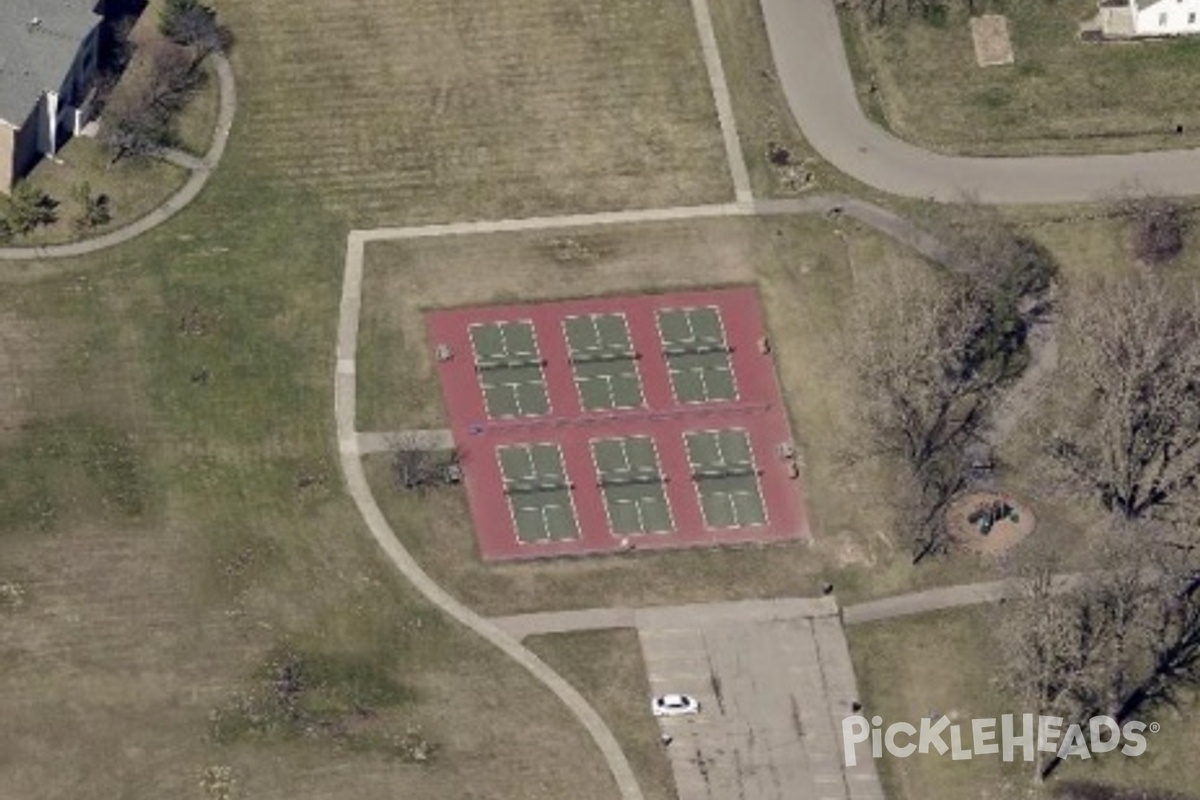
top-left (227, 0), bottom-right (731, 225)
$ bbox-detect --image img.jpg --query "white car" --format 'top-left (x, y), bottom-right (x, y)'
top-left (652, 693), bottom-right (700, 717)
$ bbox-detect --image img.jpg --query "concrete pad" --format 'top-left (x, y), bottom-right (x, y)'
top-left (970, 15), bottom-right (1015, 67)
top-left (639, 611), bottom-right (884, 800)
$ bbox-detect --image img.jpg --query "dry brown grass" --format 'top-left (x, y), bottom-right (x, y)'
top-left (844, 0), bottom-right (1200, 156)
top-left (528, 629), bottom-right (678, 800)
top-left (221, 0), bottom-right (731, 226)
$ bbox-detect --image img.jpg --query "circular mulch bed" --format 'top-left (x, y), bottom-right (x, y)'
top-left (946, 491), bottom-right (1035, 555)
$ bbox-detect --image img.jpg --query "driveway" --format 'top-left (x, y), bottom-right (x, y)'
top-left (760, 0), bottom-right (1200, 203)
top-left (638, 601), bottom-right (883, 800)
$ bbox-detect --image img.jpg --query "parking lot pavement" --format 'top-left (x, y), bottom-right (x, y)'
top-left (638, 607), bottom-right (884, 800)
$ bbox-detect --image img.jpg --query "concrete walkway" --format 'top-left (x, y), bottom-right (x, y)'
top-left (356, 429), bottom-right (454, 455)
top-left (760, 0), bottom-right (1200, 203)
top-left (0, 53), bottom-right (237, 262)
top-left (688, 0), bottom-right (753, 203)
top-left (491, 573), bottom-right (1088, 636)
top-left (335, 231), bottom-right (646, 800)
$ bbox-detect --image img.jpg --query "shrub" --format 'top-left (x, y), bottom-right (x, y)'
top-left (3, 183), bottom-right (58, 236)
top-left (1126, 196), bottom-right (1188, 266)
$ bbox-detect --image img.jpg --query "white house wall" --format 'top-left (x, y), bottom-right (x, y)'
top-left (1135, 0), bottom-right (1200, 35)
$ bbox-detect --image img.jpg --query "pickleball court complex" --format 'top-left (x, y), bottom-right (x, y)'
top-left (427, 287), bottom-right (810, 560)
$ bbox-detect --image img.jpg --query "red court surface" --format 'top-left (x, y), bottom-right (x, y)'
top-left (426, 287), bottom-right (812, 561)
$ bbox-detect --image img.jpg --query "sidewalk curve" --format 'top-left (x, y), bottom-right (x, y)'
top-left (0, 53), bottom-right (236, 262)
top-left (761, 0), bottom-right (1200, 203)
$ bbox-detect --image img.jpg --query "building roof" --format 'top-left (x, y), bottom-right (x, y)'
top-left (1136, 0), bottom-right (1171, 9)
top-left (0, 0), bottom-right (102, 126)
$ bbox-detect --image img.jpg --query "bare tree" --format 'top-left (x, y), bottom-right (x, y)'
top-left (854, 272), bottom-right (988, 469)
top-left (852, 268), bottom-right (996, 561)
top-left (102, 37), bottom-right (201, 161)
top-left (160, 0), bottom-right (231, 55)
top-left (1050, 274), bottom-right (1200, 523)
top-left (390, 434), bottom-right (459, 492)
top-left (997, 526), bottom-right (1200, 783)
top-left (996, 551), bottom-right (1089, 783)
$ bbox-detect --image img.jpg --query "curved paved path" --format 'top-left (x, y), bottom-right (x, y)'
top-left (760, 0), bottom-right (1200, 203)
top-left (335, 230), bottom-right (645, 800)
top-left (0, 53), bottom-right (236, 261)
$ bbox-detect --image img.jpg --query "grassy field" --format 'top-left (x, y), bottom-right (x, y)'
top-left (221, 0), bottom-right (731, 226)
top-left (16, 138), bottom-right (188, 246)
top-left (842, 0), bottom-right (1200, 155)
top-left (0, 152), bottom-right (630, 798)
top-left (527, 629), bottom-right (677, 800)
top-left (0, 0), bottom-right (757, 794)
top-left (848, 607), bottom-right (1200, 800)
top-left (174, 58), bottom-right (222, 157)
top-left (356, 214), bottom-right (1009, 616)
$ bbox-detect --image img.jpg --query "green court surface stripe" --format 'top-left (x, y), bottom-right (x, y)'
top-left (718, 430), bottom-right (753, 466)
top-left (609, 379), bottom-right (640, 409)
top-left (608, 500), bottom-right (642, 535)
top-left (672, 368), bottom-right (706, 403)
top-left (689, 307), bottom-right (723, 342)
top-left (485, 386), bottom-right (521, 418)
top-left (596, 314), bottom-right (631, 349)
top-left (580, 376), bottom-right (614, 411)
top-left (641, 497), bottom-right (672, 532)
top-left (685, 431), bottom-right (722, 468)
top-left (593, 439), bottom-right (628, 475)
top-left (700, 492), bottom-right (736, 528)
top-left (564, 317), bottom-right (599, 354)
top-left (530, 444), bottom-right (564, 477)
top-left (513, 506), bottom-right (545, 541)
top-left (470, 324), bottom-right (506, 361)
top-left (733, 491), bottom-right (766, 525)
top-left (498, 446), bottom-right (534, 482)
top-left (515, 382), bottom-right (549, 416)
top-left (502, 322), bottom-right (538, 357)
top-left (657, 309), bottom-right (691, 346)
top-left (692, 467), bottom-right (757, 481)
top-left (624, 437), bottom-right (657, 471)
top-left (702, 365), bottom-right (736, 401)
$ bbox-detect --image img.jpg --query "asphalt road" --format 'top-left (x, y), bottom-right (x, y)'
top-left (760, 0), bottom-right (1200, 203)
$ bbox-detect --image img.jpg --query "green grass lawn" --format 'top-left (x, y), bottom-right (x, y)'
top-left (174, 57), bottom-right (222, 157)
top-left (0, 152), bottom-right (628, 798)
top-left (223, 0), bottom-right (731, 226)
top-left (0, 0), bottom-right (754, 793)
top-left (526, 629), bottom-right (678, 800)
top-left (842, 0), bottom-right (1200, 155)
top-left (848, 607), bottom-right (1200, 800)
top-left (16, 137), bottom-right (188, 246)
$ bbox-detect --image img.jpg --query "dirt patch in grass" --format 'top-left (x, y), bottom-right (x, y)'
top-left (528, 629), bottom-right (678, 800)
top-left (223, 0), bottom-right (731, 226)
top-left (970, 14), bottom-right (1015, 67)
top-left (843, 0), bottom-right (1200, 155)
